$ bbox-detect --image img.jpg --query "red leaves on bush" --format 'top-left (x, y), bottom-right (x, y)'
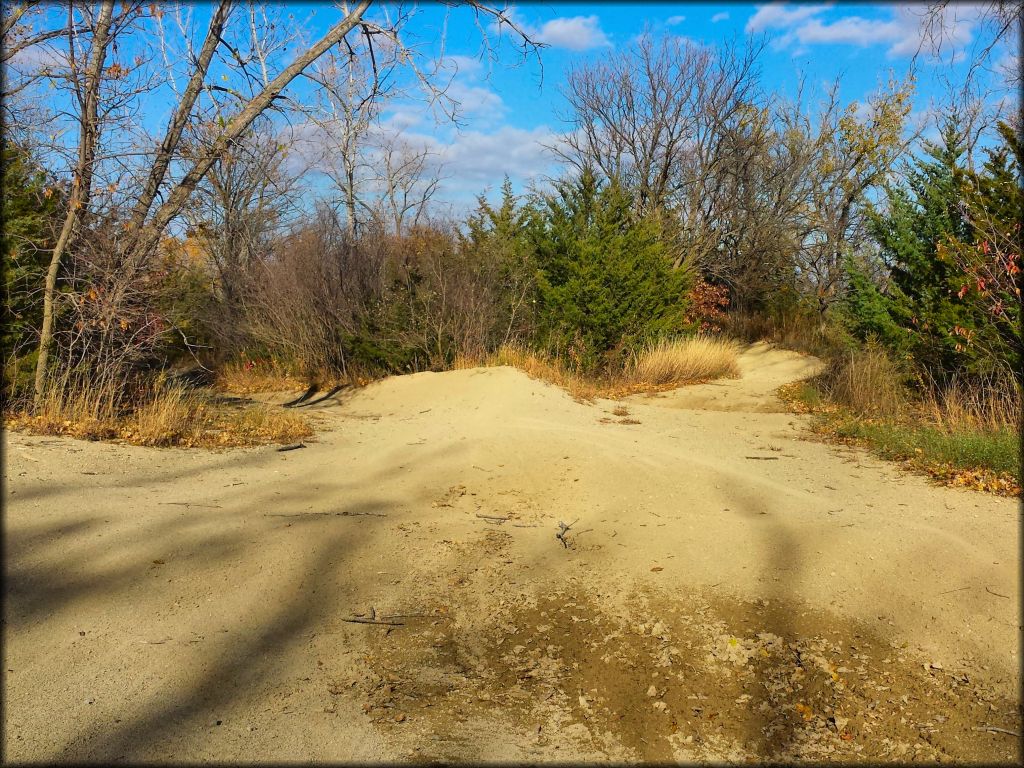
top-left (685, 278), bottom-right (730, 333)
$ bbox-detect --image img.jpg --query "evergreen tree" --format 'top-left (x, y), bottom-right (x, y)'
top-left (939, 121), bottom-right (1023, 381)
top-left (865, 118), bottom-right (979, 378)
top-left (462, 177), bottom-right (537, 344)
top-left (1, 141), bottom-right (61, 394)
top-left (530, 169), bottom-right (691, 370)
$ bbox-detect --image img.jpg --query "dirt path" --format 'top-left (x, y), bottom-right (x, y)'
top-left (4, 344), bottom-right (1020, 762)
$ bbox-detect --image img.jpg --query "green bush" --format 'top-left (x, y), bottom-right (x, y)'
top-left (529, 170), bottom-right (691, 371)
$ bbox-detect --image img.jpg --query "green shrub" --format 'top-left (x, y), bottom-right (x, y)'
top-left (530, 170), bottom-right (691, 371)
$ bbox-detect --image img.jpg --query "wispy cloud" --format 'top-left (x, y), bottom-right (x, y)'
top-left (711, 12), bottom-right (730, 24)
top-left (498, 9), bottom-right (612, 51)
top-left (667, 15), bottom-right (686, 27)
top-left (746, 3), bottom-right (832, 34)
top-left (745, 3), bottom-right (978, 60)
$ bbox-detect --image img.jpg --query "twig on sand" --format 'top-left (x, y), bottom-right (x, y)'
top-left (984, 586), bottom-right (1010, 599)
top-left (938, 586), bottom-right (971, 595)
top-left (265, 510), bottom-right (387, 518)
top-left (556, 519), bottom-right (579, 548)
top-left (342, 617), bottom-right (405, 626)
top-left (745, 456), bottom-right (779, 460)
top-left (159, 502), bottom-right (221, 508)
top-left (277, 443), bottom-right (306, 452)
top-left (972, 726), bottom-right (1019, 737)
top-left (475, 514), bottom-right (510, 522)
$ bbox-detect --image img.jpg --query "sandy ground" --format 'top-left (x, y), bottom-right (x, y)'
top-left (4, 343), bottom-right (1020, 763)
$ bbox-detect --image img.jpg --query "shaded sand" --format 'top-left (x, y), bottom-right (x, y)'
top-left (4, 344), bottom-right (1019, 762)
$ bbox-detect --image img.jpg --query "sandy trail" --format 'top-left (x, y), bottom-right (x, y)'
top-left (4, 343), bottom-right (1019, 763)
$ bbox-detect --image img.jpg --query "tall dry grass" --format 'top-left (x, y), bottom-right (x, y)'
top-left (726, 310), bottom-right (845, 358)
top-left (625, 336), bottom-right (740, 386)
top-left (455, 336), bottom-right (741, 399)
top-left (920, 372), bottom-right (1021, 433)
top-left (7, 374), bottom-right (312, 448)
top-left (818, 344), bottom-right (908, 418)
top-left (217, 358), bottom-right (312, 394)
top-left (454, 343), bottom-right (606, 400)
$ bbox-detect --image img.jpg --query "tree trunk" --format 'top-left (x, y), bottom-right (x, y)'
top-left (130, 0), bottom-right (372, 263)
top-left (33, 1), bottom-right (115, 408)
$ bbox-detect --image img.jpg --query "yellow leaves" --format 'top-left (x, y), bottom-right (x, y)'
top-left (105, 63), bottom-right (126, 79)
top-left (794, 702), bottom-right (814, 721)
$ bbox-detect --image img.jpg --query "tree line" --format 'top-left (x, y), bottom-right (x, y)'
top-left (2, 1), bottom-right (1020, 416)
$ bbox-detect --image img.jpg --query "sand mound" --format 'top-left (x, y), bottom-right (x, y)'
top-left (5, 343), bottom-right (1018, 762)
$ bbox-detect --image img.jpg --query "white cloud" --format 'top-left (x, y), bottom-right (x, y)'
top-left (499, 9), bottom-right (611, 51)
top-left (667, 15), bottom-right (686, 27)
top-left (746, 2), bottom-right (979, 60)
top-left (444, 81), bottom-right (506, 119)
top-left (711, 12), bottom-right (730, 23)
top-left (746, 3), bottom-right (832, 34)
top-left (536, 15), bottom-right (611, 50)
top-left (441, 54), bottom-right (485, 79)
top-left (426, 125), bottom-right (559, 195)
top-left (793, 16), bottom-right (901, 47)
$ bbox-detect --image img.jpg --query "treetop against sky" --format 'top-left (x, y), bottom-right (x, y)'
top-left (13, 2), bottom-right (1018, 213)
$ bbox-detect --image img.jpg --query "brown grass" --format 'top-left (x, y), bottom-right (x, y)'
top-left (7, 377), bottom-right (312, 448)
top-left (919, 372), bottom-right (1021, 433)
top-left (625, 336), bottom-right (740, 387)
top-left (217, 358), bottom-right (328, 394)
top-left (455, 337), bottom-right (740, 401)
top-left (817, 344), bottom-right (908, 418)
top-left (725, 310), bottom-right (846, 358)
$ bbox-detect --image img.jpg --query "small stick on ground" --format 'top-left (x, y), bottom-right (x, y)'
top-left (475, 514), bottom-right (510, 522)
top-left (342, 617), bottom-right (405, 627)
top-left (277, 443), bottom-right (306, 452)
top-left (984, 586), bottom-right (1010, 599)
top-left (745, 456), bottom-right (780, 460)
top-left (972, 726), bottom-right (1019, 737)
top-left (556, 519), bottom-right (579, 548)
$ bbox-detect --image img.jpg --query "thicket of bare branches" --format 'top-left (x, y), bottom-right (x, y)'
top-left (2, 0), bottom-right (539, 409)
top-left (556, 32), bottom-right (916, 312)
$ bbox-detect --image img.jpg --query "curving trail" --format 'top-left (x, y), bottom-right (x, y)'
top-left (4, 344), bottom-right (1019, 762)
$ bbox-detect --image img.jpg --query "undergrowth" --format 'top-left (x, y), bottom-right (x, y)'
top-left (778, 379), bottom-right (1021, 496)
top-left (6, 377), bottom-right (311, 448)
top-left (454, 336), bottom-right (741, 400)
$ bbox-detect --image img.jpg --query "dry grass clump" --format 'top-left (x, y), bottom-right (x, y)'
top-left (7, 377), bottom-right (312, 448)
top-left (217, 358), bottom-right (312, 394)
top-left (456, 336), bottom-right (741, 400)
top-left (725, 310), bottom-right (845, 358)
top-left (626, 336), bottom-right (740, 387)
top-left (920, 372), bottom-right (1021, 433)
top-left (818, 344), bottom-right (908, 418)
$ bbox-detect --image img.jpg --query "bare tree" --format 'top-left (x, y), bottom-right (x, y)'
top-left (182, 116), bottom-right (302, 351)
top-left (23, 0), bottom-right (539, 407)
top-left (369, 133), bottom-right (446, 236)
top-left (32, 1), bottom-right (118, 404)
top-left (555, 33), bottom-right (764, 220)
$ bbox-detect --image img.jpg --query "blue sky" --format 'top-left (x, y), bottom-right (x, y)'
top-left (288, 1), bottom-right (1014, 213)
top-left (16, 2), bottom-right (1018, 217)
